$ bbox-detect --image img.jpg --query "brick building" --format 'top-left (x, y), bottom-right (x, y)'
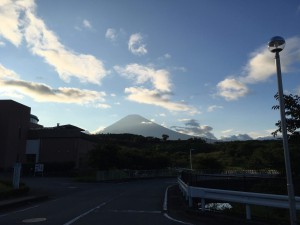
top-left (0, 100), bottom-right (30, 170)
top-left (27, 125), bottom-right (97, 168)
top-left (0, 100), bottom-right (98, 171)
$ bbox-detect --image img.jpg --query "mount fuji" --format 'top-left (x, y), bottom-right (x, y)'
top-left (100, 114), bottom-right (193, 140)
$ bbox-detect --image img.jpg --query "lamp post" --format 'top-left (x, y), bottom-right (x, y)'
top-left (190, 149), bottom-right (194, 170)
top-left (268, 36), bottom-right (297, 225)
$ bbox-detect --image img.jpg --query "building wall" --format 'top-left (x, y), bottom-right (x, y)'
top-left (27, 126), bottom-right (98, 168)
top-left (37, 137), bottom-right (96, 168)
top-left (0, 100), bottom-right (30, 170)
top-left (0, 100), bottom-right (97, 171)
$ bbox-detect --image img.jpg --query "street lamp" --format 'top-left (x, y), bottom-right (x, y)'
top-left (190, 149), bottom-right (195, 170)
top-left (268, 36), bottom-right (297, 225)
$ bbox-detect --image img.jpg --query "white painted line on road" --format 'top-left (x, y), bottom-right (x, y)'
top-left (22, 217), bottom-right (47, 223)
top-left (63, 202), bottom-right (106, 225)
top-left (163, 184), bottom-right (194, 225)
top-left (63, 193), bottom-right (124, 225)
top-left (15, 205), bottom-right (40, 213)
top-left (0, 205), bottom-right (39, 218)
top-left (163, 184), bottom-right (174, 211)
top-left (0, 213), bottom-right (8, 218)
top-left (108, 209), bottom-right (161, 214)
top-left (164, 213), bottom-right (193, 225)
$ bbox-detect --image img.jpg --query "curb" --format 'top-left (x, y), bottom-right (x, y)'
top-left (0, 195), bottom-right (48, 209)
top-left (163, 184), bottom-right (194, 225)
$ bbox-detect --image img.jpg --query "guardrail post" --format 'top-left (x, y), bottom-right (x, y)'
top-left (201, 198), bottom-right (205, 212)
top-left (188, 186), bottom-right (193, 207)
top-left (246, 204), bottom-right (251, 220)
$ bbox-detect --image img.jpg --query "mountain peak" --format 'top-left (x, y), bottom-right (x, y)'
top-left (101, 114), bottom-right (192, 140)
top-left (122, 114), bottom-right (151, 122)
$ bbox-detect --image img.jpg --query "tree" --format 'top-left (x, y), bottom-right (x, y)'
top-left (162, 134), bottom-right (169, 141)
top-left (272, 93), bottom-right (300, 136)
top-left (193, 154), bottom-right (224, 171)
top-left (88, 144), bottom-right (120, 170)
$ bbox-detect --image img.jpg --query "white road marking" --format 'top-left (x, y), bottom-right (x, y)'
top-left (63, 202), bottom-right (106, 225)
top-left (15, 205), bottom-right (39, 213)
top-left (63, 193), bottom-right (124, 225)
top-left (164, 213), bottom-right (193, 225)
top-left (0, 205), bottom-right (39, 218)
top-left (107, 210), bottom-right (161, 214)
top-left (22, 217), bottom-right (47, 223)
top-left (164, 185), bottom-right (174, 211)
top-left (163, 184), bottom-right (194, 225)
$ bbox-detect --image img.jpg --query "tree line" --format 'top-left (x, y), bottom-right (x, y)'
top-left (88, 135), bottom-right (299, 174)
top-left (88, 94), bottom-right (300, 175)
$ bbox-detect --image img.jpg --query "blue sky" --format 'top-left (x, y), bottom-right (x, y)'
top-left (0, 0), bottom-right (300, 140)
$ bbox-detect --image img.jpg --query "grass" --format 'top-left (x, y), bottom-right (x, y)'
top-left (0, 180), bottom-right (30, 200)
top-left (0, 182), bottom-right (11, 192)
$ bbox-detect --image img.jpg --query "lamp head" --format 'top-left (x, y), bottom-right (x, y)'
top-left (268, 36), bottom-right (285, 53)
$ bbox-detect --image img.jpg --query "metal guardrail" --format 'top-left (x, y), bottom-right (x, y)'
top-left (178, 177), bottom-right (300, 220)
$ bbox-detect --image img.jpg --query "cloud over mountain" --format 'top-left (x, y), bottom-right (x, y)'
top-left (171, 119), bottom-right (217, 140)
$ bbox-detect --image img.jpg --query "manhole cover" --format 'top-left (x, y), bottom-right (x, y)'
top-left (22, 218), bottom-right (47, 223)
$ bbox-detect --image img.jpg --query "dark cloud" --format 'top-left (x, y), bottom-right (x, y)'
top-left (185, 119), bottom-right (199, 127)
top-left (171, 119), bottom-right (217, 140)
top-left (5, 80), bottom-right (53, 95)
top-left (1, 78), bottom-right (105, 104)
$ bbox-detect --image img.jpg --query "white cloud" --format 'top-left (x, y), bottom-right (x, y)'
top-left (0, 64), bottom-right (19, 80)
top-left (217, 78), bottom-right (249, 101)
top-left (220, 134), bottom-right (253, 141)
top-left (207, 105), bottom-right (223, 112)
top-left (96, 103), bottom-right (111, 109)
top-left (124, 87), bottom-right (198, 113)
top-left (221, 129), bottom-right (233, 134)
top-left (114, 64), bottom-right (171, 92)
top-left (91, 126), bottom-right (105, 134)
top-left (83, 19), bottom-right (92, 29)
top-left (114, 63), bottom-right (197, 113)
top-left (216, 36), bottom-right (300, 101)
top-left (164, 53), bottom-right (171, 59)
top-left (0, 0), bottom-right (108, 84)
top-left (0, 0), bottom-right (25, 46)
top-left (0, 64), bottom-right (107, 106)
top-left (0, 41), bottom-right (5, 46)
top-left (128, 33), bottom-right (147, 56)
top-left (297, 86), bottom-right (300, 95)
top-left (105, 28), bottom-right (117, 41)
top-left (158, 53), bottom-right (171, 60)
top-left (248, 130), bottom-right (275, 139)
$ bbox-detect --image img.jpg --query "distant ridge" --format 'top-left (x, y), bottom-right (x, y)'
top-left (101, 114), bottom-right (192, 140)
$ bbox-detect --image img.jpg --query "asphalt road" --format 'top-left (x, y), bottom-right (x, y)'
top-left (0, 177), bottom-right (193, 225)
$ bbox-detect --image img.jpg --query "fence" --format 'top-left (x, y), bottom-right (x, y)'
top-left (178, 177), bottom-right (300, 220)
top-left (180, 170), bottom-right (300, 195)
top-left (96, 169), bottom-right (179, 181)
